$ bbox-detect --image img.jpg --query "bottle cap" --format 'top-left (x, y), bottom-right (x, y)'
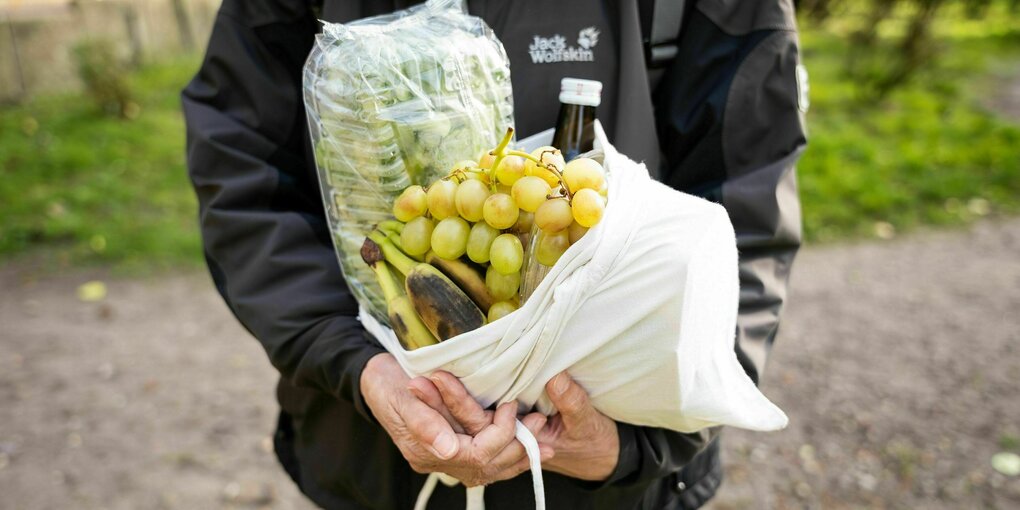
top-left (559, 78), bottom-right (602, 107)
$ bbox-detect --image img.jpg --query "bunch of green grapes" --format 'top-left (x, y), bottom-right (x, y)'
top-left (384, 128), bottom-right (608, 322)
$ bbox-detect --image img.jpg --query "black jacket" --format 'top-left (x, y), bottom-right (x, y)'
top-left (182, 1), bottom-right (805, 508)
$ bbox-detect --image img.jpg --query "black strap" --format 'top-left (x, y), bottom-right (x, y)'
top-left (640, 0), bottom-right (687, 68)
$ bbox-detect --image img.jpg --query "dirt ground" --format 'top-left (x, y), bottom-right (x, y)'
top-left (1, 218), bottom-right (1019, 510)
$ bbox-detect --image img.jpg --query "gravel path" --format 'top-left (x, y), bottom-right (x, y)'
top-left (2, 218), bottom-right (1019, 509)
top-left (708, 218), bottom-right (1020, 509)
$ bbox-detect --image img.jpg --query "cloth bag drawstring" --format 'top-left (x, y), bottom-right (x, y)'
top-left (414, 420), bottom-right (545, 510)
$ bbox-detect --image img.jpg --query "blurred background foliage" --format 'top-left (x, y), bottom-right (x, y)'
top-left (71, 39), bottom-right (137, 119)
top-left (796, 0), bottom-right (1020, 241)
top-left (1, 0), bottom-right (1019, 271)
top-left (0, 54), bottom-right (200, 272)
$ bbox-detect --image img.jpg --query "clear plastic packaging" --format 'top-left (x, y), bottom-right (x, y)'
top-left (303, 0), bottom-right (514, 322)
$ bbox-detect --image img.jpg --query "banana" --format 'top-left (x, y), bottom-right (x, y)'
top-left (361, 238), bottom-right (438, 350)
top-left (369, 231), bottom-right (485, 341)
top-left (405, 263), bottom-right (487, 340)
top-left (377, 219), bottom-right (405, 235)
top-left (425, 251), bottom-right (494, 312)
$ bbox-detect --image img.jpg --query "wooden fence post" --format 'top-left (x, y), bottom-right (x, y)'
top-left (123, 1), bottom-right (143, 67)
top-left (171, 0), bottom-right (194, 52)
top-left (4, 12), bottom-right (27, 102)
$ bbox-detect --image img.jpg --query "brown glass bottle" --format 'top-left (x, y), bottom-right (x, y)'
top-left (551, 78), bottom-right (602, 162)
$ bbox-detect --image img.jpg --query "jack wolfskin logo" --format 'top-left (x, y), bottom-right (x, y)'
top-left (528, 27), bottom-right (599, 64)
top-left (577, 27), bottom-right (600, 50)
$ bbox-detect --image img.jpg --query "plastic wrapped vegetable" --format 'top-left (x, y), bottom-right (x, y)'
top-left (303, 0), bottom-right (514, 322)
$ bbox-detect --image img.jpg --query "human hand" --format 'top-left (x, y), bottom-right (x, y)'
top-left (360, 354), bottom-right (541, 487)
top-left (535, 371), bottom-right (619, 481)
top-left (414, 371), bottom-right (553, 479)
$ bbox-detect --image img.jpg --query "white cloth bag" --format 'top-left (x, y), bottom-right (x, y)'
top-left (360, 123), bottom-right (787, 509)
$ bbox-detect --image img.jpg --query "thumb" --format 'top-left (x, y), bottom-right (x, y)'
top-left (545, 372), bottom-right (594, 428)
top-left (400, 393), bottom-right (461, 460)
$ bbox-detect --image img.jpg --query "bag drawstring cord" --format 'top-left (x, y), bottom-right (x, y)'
top-left (414, 419), bottom-right (546, 510)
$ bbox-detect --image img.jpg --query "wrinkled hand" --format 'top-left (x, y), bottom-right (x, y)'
top-left (536, 372), bottom-right (619, 481)
top-left (361, 354), bottom-right (545, 487)
top-left (410, 371), bottom-right (553, 484)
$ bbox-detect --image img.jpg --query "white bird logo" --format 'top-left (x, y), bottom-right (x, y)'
top-left (577, 27), bottom-right (600, 50)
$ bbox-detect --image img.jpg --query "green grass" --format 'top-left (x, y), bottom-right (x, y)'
top-left (2, 10), bottom-right (1020, 272)
top-left (0, 57), bottom-right (202, 272)
top-left (798, 6), bottom-right (1020, 242)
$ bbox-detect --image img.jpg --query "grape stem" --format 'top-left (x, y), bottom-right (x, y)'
top-left (494, 127), bottom-right (515, 153)
top-left (503, 149), bottom-right (540, 163)
top-left (486, 127), bottom-right (515, 189)
top-left (516, 148), bottom-right (572, 199)
top-left (448, 166), bottom-right (488, 187)
top-left (485, 127), bottom-right (568, 195)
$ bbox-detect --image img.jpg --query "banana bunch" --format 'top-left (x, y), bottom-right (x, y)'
top-left (361, 227), bottom-right (488, 350)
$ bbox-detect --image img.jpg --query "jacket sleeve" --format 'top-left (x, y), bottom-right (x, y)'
top-left (182, 0), bottom-right (385, 420)
top-left (604, 0), bottom-right (805, 487)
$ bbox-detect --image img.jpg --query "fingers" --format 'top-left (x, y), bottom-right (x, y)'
top-left (482, 411), bottom-right (548, 478)
top-left (546, 372), bottom-right (593, 429)
top-left (400, 395), bottom-right (461, 460)
top-left (506, 444), bottom-right (555, 478)
top-left (518, 412), bottom-right (553, 466)
top-left (407, 376), bottom-right (443, 409)
top-left (407, 377), bottom-right (465, 434)
top-left (491, 411), bottom-right (547, 465)
top-left (403, 370), bottom-right (563, 485)
top-left (540, 444), bottom-right (555, 462)
top-left (519, 412), bottom-right (547, 437)
top-left (431, 371), bottom-right (492, 435)
top-left (399, 384), bottom-right (554, 487)
top-left (468, 401), bottom-right (519, 464)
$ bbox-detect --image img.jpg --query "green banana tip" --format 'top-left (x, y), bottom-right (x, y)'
top-left (368, 228), bottom-right (389, 244)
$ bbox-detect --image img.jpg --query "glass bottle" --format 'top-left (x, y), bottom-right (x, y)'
top-left (550, 78), bottom-right (602, 162)
top-left (519, 78), bottom-right (603, 304)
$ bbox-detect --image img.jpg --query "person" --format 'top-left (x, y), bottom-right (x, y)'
top-left (182, 0), bottom-right (805, 508)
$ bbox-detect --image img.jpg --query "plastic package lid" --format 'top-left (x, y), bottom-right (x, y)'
top-left (322, 0), bottom-right (458, 39)
top-left (559, 78), bottom-right (602, 107)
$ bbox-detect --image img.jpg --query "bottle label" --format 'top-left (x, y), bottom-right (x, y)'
top-left (527, 27), bottom-right (601, 64)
